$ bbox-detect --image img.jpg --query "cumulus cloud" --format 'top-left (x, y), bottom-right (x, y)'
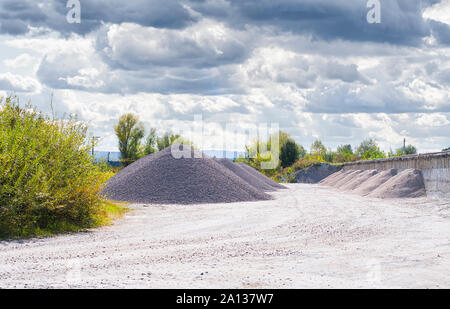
top-left (323, 61), bottom-right (371, 84)
top-left (1, 0), bottom-right (450, 152)
top-left (98, 20), bottom-right (248, 69)
top-left (24, 21), bottom-right (249, 95)
top-left (423, 0), bottom-right (450, 24)
top-left (0, 72), bottom-right (41, 93)
top-left (3, 53), bottom-right (37, 68)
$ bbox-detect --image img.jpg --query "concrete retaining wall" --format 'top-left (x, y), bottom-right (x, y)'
top-left (422, 168), bottom-right (450, 199)
top-left (341, 151), bottom-right (450, 171)
top-left (341, 151), bottom-right (450, 198)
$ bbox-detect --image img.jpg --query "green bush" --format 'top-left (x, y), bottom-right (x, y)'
top-left (280, 139), bottom-right (299, 168)
top-left (0, 96), bottom-right (111, 238)
top-left (290, 157), bottom-right (323, 171)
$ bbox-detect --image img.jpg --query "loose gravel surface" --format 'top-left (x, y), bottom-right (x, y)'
top-left (1, 184), bottom-right (449, 288)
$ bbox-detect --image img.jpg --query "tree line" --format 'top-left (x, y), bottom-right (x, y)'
top-left (114, 113), bottom-right (189, 166)
top-left (114, 113), bottom-right (447, 171)
top-left (240, 131), bottom-right (419, 175)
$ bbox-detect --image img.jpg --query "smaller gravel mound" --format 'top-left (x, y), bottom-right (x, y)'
top-left (350, 169), bottom-right (398, 196)
top-left (367, 169), bottom-right (426, 199)
top-left (236, 163), bottom-right (286, 189)
top-left (340, 170), bottom-right (378, 191)
top-left (319, 170), bottom-right (348, 186)
top-left (293, 163), bottom-right (342, 184)
top-left (330, 170), bottom-right (364, 188)
top-left (321, 168), bottom-right (426, 199)
top-left (215, 159), bottom-right (276, 191)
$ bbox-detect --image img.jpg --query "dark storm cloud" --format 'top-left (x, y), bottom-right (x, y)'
top-left (188, 0), bottom-right (440, 46)
top-left (1, 0), bottom-right (47, 22)
top-left (83, 0), bottom-right (197, 29)
top-left (1, 0), bottom-right (445, 47)
top-left (0, 0), bottom-right (46, 34)
top-left (0, 0), bottom-right (197, 35)
top-left (0, 19), bottom-right (29, 35)
top-left (429, 20), bottom-right (450, 45)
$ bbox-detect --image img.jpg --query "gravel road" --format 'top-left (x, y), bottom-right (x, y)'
top-left (1, 184), bottom-right (449, 288)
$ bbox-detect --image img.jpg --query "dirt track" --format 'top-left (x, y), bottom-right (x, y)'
top-left (1, 184), bottom-right (449, 288)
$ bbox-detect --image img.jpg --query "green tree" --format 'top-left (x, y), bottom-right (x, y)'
top-left (396, 144), bottom-right (417, 156)
top-left (310, 140), bottom-right (327, 158)
top-left (334, 144), bottom-right (353, 162)
top-left (280, 138), bottom-right (300, 168)
top-left (356, 139), bottom-right (385, 160)
top-left (324, 149), bottom-right (336, 163)
top-left (297, 144), bottom-right (306, 158)
top-left (337, 144), bottom-right (353, 155)
top-left (265, 131), bottom-right (291, 155)
top-left (244, 131), bottom-right (296, 173)
top-left (444, 147), bottom-right (450, 151)
top-left (156, 132), bottom-right (181, 151)
top-left (143, 128), bottom-right (157, 155)
top-left (114, 113), bottom-right (145, 165)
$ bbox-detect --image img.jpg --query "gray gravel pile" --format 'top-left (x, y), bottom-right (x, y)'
top-left (215, 158), bottom-right (276, 191)
top-left (320, 168), bottom-right (426, 199)
top-left (319, 170), bottom-right (348, 186)
top-left (102, 145), bottom-right (272, 204)
top-left (367, 169), bottom-right (426, 198)
top-left (339, 170), bottom-right (378, 191)
top-left (330, 170), bottom-right (364, 188)
top-left (350, 169), bottom-right (398, 196)
top-left (236, 162), bottom-right (286, 189)
top-left (293, 163), bottom-right (342, 184)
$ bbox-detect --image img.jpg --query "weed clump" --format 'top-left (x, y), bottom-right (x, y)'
top-left (0, 96), bottom-right (114, 238)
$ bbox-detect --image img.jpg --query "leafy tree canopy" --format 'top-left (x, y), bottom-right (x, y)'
top-left (310, 140), bottom-right (327, 157)
top-left (280, 138), bottom-right (300, 168)
top-left (396, 144), bottom-right (417, 156)
top-left (114, 113), bottom-right (145, 165)
top-left (356, 138), bottom-right (385, 160)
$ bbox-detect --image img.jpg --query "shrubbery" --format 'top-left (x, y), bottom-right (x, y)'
top-left (240, 131), bottom-right (419, 182)
top-left (280, 139), bottom-right (300, 168)
top-left (0, 96), bottom-right (120, 238)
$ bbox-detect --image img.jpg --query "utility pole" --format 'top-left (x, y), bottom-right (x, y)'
top-left (92, 136), bottom-right (101, 157)
top-left (403, 138), bottom-right (406, 156)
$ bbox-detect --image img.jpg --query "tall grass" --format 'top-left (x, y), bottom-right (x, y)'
top-left (0, 96), bottom-right (121, 239)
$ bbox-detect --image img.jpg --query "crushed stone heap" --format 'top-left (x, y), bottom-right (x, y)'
top-left (102, 145), bottom-right (272, 204)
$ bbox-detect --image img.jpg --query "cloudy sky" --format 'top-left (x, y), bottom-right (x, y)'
top-left (0, 0), bottom-right (449, 152)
